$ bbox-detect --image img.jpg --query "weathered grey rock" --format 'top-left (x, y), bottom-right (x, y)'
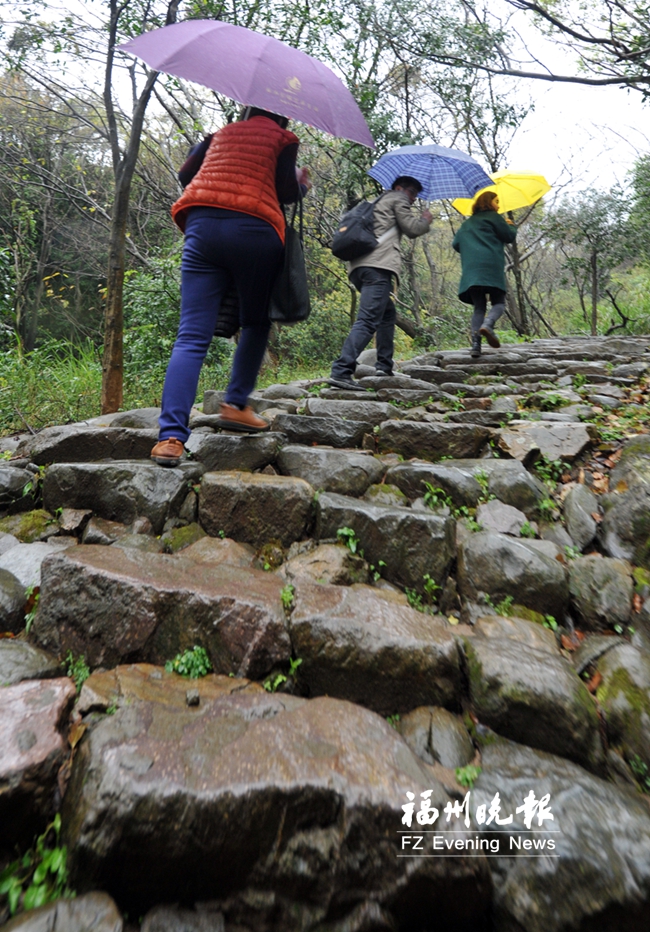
top-left (111, 407), bottom-right (161, 430)
top-left (316, 492), bottom-right (455, 590)
top-left (0, 509), bottom-right (60, 543)
top-left (0, 567), bottom-right (27, 633)
top-left (276, 445), bottom-right (384, 496)
top-left (57, 507), bottom-right (92, 537)
top-left (291, 582), bottom-right (460, 714)
top-left (376, 388), bottom-right (442, 405)
top-left (185, 431), bottom-right (284, 472)
top-left (596, 643), bottom-right (650, 769)
top-left (471, 737), bottom-right (650, 932)
top-left (0, 465), bottom-right (39, 514)
top-left (0, 531), bottom-right (20, 556)
top-left (363, 482), bottom-right (409, 508)
top-left (539, 521), bottom-right (575, 551)
top-left (178, 536), bottom-right (256, 569)
top-left (397, 707), bottom-right (474, 768)
top-left (0, 540), bottom-right (77, 590)
top-left (378, 420), bottom-right (491, 460)
top-left (498, 422), bottom-right (594, 463)
top-left (0, 677), bottom-right (75, 854)
top-left (199, 471), bottom-right (314, 547)
top-left (458, 532), bottom-right (569, 620)
top-left (400, 365), bottom-right (468, 384)
top-left (462, 635), bottom-right (603, 772)
top-left (563, 485), bottom-right (599, 551)
top-left (1, 892), bottom-right (123, 932)
top-left (33, 546), bottom-right (291, 678)
top-left (62, 691), bottom-right (490, 926)
top-left (13, 425), bottom-right (159, 465)
top-left (470, 614), bottom-right (559, 655)
top-left (304, 397), bottom-right (400, 424)
top-left (569, 555), bottom-right (633, 631)
top-left (0, 640), bottom-right (63, 686)
top-left (600, 436), bottom-right (650, 567)
top-left (475, 500), bottom-right (528, 536)
top-left (270, 413), bottom-right (371, 448)
top-left (280, 542), bottom-right (369, 586)
top-left (141, 905), bottom-right (223, 932)
top-left (43, 461), bottom-right (204, 536)
top-left (261, 382), bottom-right (309, 400)
top-left (82, 516), bottom-right (130, 545)
top-left (111, 533), bottom-right (164, 554)
top-left (386, 458), bottom-right (546, 515)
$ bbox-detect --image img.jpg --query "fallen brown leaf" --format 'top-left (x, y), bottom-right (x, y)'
top-left (590, 511), bottom-right (604, 522)
top-left (586, 671), bottom-right (602, 694)
top-left (68, 720), bottom-right (87, 749)
top-left (592, 477), bottom-right (609, 493)
top-left (561, 633), bottom-right (581, 652)
top-left (633, 593), bottom-right (643, 613)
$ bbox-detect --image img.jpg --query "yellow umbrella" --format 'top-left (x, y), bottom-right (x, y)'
top-left (452, 171), bottom-right (551, 216)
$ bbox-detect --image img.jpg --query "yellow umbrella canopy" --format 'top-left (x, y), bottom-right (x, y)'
top-left (452, 171), bottom-right (551, 216)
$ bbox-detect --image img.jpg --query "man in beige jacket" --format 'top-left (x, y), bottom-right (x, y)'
top-left (328, 176), bottom-right (432, 390)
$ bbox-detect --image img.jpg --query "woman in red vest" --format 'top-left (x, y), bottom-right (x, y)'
top-left (151, 108), bottom-right (310, 466)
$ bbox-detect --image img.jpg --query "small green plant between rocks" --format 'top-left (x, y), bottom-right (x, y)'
top-left (485, 594), bottom-right (514, 617)
top-left (386, 714), bottom-right (400, 729)
top-left (423, 483), bottom-right (452, 510)
top-left (24, 584), bottom-right (39, 635)
top-left (0, 814), bottom-right (74, 917)
top-left (164, 646), bottom-right (212, 678)
top-left (281, 583), bottom-right (295, 612)
top-left (630, 755), bottom-right (650, 793)
top-left (519, 521), bottom-right (536, 539)
top-left (455, 765), bottom-right (482, 789)
top-left (405, 574), bottom-right (440, 614)
top-left (263, 657), bottom-right (302, 692)
top-left (337, 526), bottom-right (362, 555)
top-left (543, 615), bottom-right (558, 631)
top-left (65, 651), bottom-right (90, 693)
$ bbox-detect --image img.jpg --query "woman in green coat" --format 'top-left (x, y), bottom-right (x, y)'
top-left (452, 191), bottom-right (517, 358)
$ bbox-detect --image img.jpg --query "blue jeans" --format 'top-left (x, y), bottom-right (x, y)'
top-left (158, 209), bottom-right (283, 442)
top-left (330, 267), bottom-right (396, 378)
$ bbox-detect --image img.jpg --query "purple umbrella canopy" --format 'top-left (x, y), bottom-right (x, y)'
top-left (118, 20), bottom-right (374, 148)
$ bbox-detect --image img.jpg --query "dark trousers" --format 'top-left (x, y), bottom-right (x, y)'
top-left (469, 286), bottom-right (506, 335)
top-left (158, 209), bottom-right (283, 442)
top-left (331, 267), bottom-right (396, 378)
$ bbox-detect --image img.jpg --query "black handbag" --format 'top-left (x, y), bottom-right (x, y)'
top-left (268, 198), bottom-right (311, 324)
top-left (214, 286), bottom-right (240, 339)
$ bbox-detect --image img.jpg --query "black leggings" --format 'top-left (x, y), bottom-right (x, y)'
top-left (469, 286), bottom-right (506, 334)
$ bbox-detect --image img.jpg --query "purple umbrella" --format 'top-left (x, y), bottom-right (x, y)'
top-left (118, 20), bottom-right (374, 148)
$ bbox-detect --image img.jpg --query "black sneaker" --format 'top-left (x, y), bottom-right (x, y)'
top-left (326, 377), bottom-right (367, 392)
top-left (470, 333), bottom-right (482, 358)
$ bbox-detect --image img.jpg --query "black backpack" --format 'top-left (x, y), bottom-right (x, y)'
top-left (331, 194), bottom-right (391, 261)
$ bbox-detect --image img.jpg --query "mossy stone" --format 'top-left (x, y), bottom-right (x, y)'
top-left (161, 522), bottom-right (206, 554)
top-left (0, 509), bottom-right (56, 543)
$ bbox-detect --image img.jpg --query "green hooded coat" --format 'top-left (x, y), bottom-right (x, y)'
top-left (452, 211), bottom-right (517, 304)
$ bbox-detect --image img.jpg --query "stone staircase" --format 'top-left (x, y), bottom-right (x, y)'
top-left (2, 335), bottom-right (650, 932)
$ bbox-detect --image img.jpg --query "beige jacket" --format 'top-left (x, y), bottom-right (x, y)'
top-left (347, 189), bottom-right (431, 282)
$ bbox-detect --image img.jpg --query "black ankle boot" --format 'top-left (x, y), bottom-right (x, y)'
top-left (470, 332), bottom-right (482, 358)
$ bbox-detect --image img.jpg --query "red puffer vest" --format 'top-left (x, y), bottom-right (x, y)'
top-left (171, 117), bottom-right (299, 243)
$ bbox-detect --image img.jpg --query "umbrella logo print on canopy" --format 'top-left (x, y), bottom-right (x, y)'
top-left (286, 77), bottom-right (302, 93)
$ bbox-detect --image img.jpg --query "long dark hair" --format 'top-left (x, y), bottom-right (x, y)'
top-left (472, 191), bottom-right (498, 214)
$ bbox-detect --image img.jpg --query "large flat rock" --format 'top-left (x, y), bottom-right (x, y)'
top-left (198, 471), bottom-right (314, 547)
top-left (462, 635), bottom-right (603, 773)
top-left (185, 431), bottom-right (284, 472)
top-left (378, 421), bottom-right (491, 460)
top-left (276, 445), bottom-right (385, 496)
top-left (290, 582), bottom-right (461, 714)
top-left (33, 546), bottom-right (291, 678)
top-left (270, 413), bottom-right (371, 448)
top-left (458, 532), bottom-right (569, 620)
top-left (0, 640), bottom-right (63, 686)
top-left (0, 677), bottom-right (75, 854)
top-left (62, 690), bottom-right (491, 925)
top-left (304, 397), bottom-right (400, 424)
top-left (43, 462), bottom-right (204, 535)
top-left (472, 738), bottom-right (650, 932)
top-left (13, 425), bottom-right (158, 465)
top-left (316, 492), bottom-right (455, 590)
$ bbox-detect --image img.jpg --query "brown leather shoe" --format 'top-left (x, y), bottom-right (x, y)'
top-left (218, 403), bottom-right (270, 433)
top-left (150, 437), bottom-right (185, 466)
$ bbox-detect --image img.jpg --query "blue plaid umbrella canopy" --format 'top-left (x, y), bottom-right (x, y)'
top-left (367, 144), bottom-right (492, 200)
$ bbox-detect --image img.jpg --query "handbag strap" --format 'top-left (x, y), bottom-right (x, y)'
top-left (284, 195), bottom-right (304, 244)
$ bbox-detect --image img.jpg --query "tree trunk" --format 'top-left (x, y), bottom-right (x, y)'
top-left (508, 240), bottom-right (530, 335)
top-left (591, 249), bottom-right (598, 335)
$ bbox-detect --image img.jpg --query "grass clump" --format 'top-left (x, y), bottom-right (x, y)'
top-left (0, 814), bottom-right (74, 917)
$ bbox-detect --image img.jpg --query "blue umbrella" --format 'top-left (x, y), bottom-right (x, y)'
top-left (367, 144), bottom-right (492, 200)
